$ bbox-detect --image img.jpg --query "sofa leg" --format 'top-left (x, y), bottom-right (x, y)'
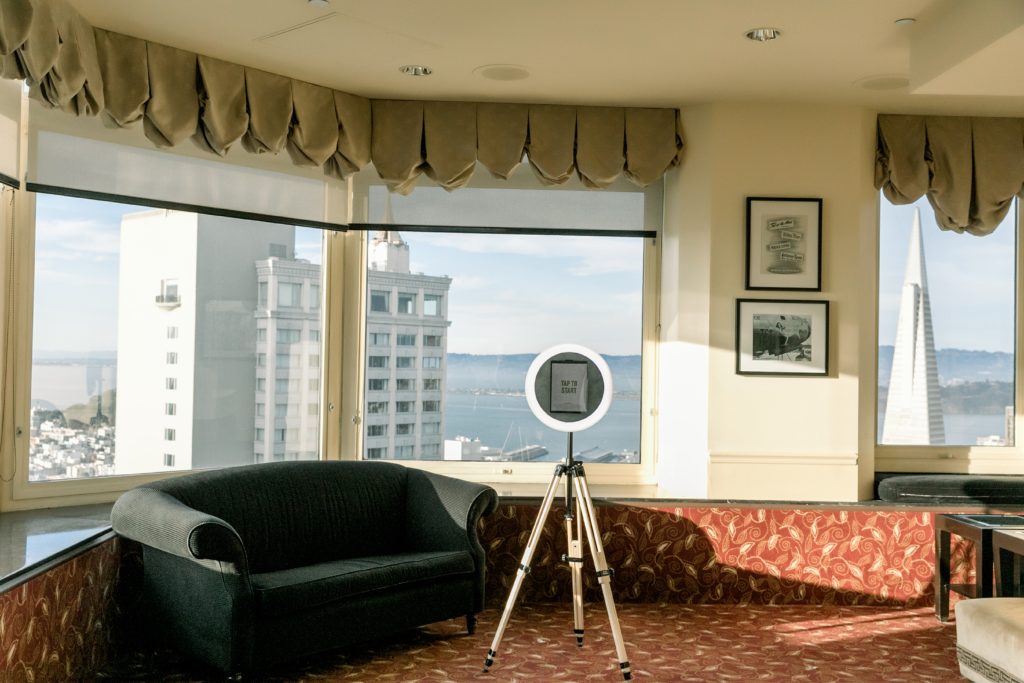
top-left (467, 614), bottom-right (477, 635)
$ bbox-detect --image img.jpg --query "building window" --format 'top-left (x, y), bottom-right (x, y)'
top-left (396, 423), bottom-right (414, 435)
top-left (166, 351), bottom-right (178, 365)
top-left (369, 332), bottom-right (390, 346)
top-left (310, 284), bottom-right (320, 309)
top-left (160, 278), bottom-right (179, 301)
top-left (398, 293), bottom-right (416, 314)
top-left (163, 453), bottom-right (175, 467)
top-left (395, 445), bottom-right (414, 458)
top-left (167, 326), bottom-right (179, 339)
top-left (275, 429), bottom-right (286, 442)
top-left (369, 356), bottom-right (389, 368)
top-left (257, 378), bottom-right (266, 392)
top-left (275, 403), bottom-right (288, 416)
top-left (422, 357), bottom-right (441, 369)
top-left (877, 198), bottom-right (1017, 449)
top-left (258, 281), bottom-right (268, 306)
top-left (257, 328), bottom-right (267, 342)
top-left (396, 401), bottom-right (413, 413)
top-left (422, 444), bottom-right (440, 457)
top-left (397, 334), bottom-right (416, 346)
top-left (422, 422), bottom-right (440, 435)
top-left (307, 402), bottom-right (318, 416)
top-left (165, 403), bottom-right (177, 416)
top-left (370, 290), bottom-right (389, 312)
top-left (367, 424), bottom-right (387, 437)
top-left (308, 378), bottom-right (318, 391)
top-left (366, 447), bottom-right (386, 459)
top-left (309, 355), bottom-right (320, 367)
top-left (423, 294), bottom-right (441, 316)
top-left (368, 378), bottom-right (388, 391)
top-left (278, 329), bottom-right (301, 343)
top-left (278, 282), bottom-right (302, 307)
top-left (164, 428), bottom-right (176, 441)
top-left (255, 428), bottom-right (265, 441)
top-left (423, 335), bottom-right (441, 347)
top-left (310, 330), bottom-right (320, 342)
top-left (256, 403), bottom-right (265, 417)
top-left (396, 378), bottom-right (414, 391)
top-left (367, 401), bottom-right (389, 414)
top-left (269, 243), bottom-right (289, 258)
top-left (166, 377), bottom-right (177, 390)
top-left (275, 353), bottom-right (290, 367)
top-left (257, 353), bottom-right (266, 367)
top-left (396, 356), bottom-right (415, 369)
top-left (423, 378), bottom-right (440, 391)
top-left (422, 400), bottom-right (440, 413)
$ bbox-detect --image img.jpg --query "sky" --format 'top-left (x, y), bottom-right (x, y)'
top-left (31, 189), bottom-right (1017, 357)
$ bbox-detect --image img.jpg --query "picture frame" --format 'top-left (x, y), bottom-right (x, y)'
top-left (736, 299), bottom-right (829, 376)
top-left (745, 197), bottom-right (822, 291)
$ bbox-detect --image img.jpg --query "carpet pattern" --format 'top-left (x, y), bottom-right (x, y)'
top-left (99, 603), bottom-right (962, 682)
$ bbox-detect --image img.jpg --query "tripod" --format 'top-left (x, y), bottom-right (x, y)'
top-left (483, 433), bottom-right (632, 680)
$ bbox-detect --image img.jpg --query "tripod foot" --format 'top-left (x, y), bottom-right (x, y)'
top-left (482, 648), bottom-right (497, 673)
top-left (620, 661), bottom-right (633, 680)
top-left (575, 628), bottom-right (584, 647)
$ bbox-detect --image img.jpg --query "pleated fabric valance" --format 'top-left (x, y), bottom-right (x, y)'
top-left (875, 114), bottom-right (1024, 236)
top-left (0, 0), bottom-right (683, 194)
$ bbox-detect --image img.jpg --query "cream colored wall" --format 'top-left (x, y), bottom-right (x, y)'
top-left (659, 103), bottom-right (879, 501)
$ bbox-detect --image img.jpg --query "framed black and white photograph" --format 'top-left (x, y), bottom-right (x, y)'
top-left (745, 197), bottom-right (822, 291)
top-left (736, 299), bottom-right (829, 376)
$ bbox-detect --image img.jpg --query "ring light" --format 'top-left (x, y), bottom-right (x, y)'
top-left (524, 344), bottom-right (613, 433)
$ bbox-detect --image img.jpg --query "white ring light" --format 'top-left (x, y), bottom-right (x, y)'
top-left (525, 344), bottom-right (613, 433)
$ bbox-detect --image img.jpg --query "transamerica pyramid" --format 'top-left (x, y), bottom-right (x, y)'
top-left (882, 208), bottom-right (945, 444)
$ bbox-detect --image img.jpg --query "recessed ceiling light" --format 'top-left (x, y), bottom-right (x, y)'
top-left (894, 17), bottom-right (916, 25)
top-left (399, 65), bottom-right (433, 77)
top-left (745, 27), bottom-right (782, 42)
top-left (474, 64), bottom-right (530, 81)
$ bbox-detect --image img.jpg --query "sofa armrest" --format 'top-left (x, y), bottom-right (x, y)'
top-left (111, 487), bottom-right (249, 573)
top-left (405, 470), bottom-right (498, 557)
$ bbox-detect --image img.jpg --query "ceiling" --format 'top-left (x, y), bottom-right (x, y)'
top-left (67, 0), bottom-right (1024, 116)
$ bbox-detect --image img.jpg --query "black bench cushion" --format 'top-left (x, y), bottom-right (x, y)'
top-left (878, 474), bottom-right (1024, 505)
top-left (251, 550), bottom-right (475, 616)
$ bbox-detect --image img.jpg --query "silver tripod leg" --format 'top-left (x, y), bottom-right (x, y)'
top-left (482, 467), bottom-right (563, 673)
top-left (565, 472), bottom-right (585, 647)
top-left (573, 473), bottom-right (632, 681)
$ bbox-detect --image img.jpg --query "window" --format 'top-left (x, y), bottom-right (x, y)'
top-left (877, 197), bottom-right (1017, 449)
top-left (278, 329), bottom-right (301, 343)
top-left (422, 357), bottom-right (441, 369)
top-left (397, 334), bottom-right (416, 346)
top-left (396, 378), bottom-right (414, 391)
top-left (256, 403), bottom-right (265, 417)
top-left (422, 400), bottom-right (440, 413)
top-left (163, 453), bottom-right (175, 467)
top-left (309, 355), bottom-right (320, 367)
top-left (307, 402), bottom-right (318, 416)
top-left (423, 335), bottom-right (442, 347)
top-left (396, 401), bottom-right (413, 413)
top-left (367, 401), bottom-right (388, 414)
top-left (275, 403), bottom-right (288, 416)
top-left (255, 428), bottom-right (265, 441)
top-left (308, 378), bottom-right (318, 391)
top-left (396, 356), bottom-right (415, 369)
top-left (423, 378), bottom-right (440, 391)
top-left (275, 378), bottom-right (288, 393)
top-left (396, 423), bottom-right (414, 435)
top-left (423, 294), bottom-right (441, 316)
top-left (422, 422), bottom-right (440, 435)
top-left (422, 444), bottom-right (440, 457)
top-left (275, 429), bottom-right (286, 442)
top-left (398, 293), bottom-right (416, 314)
top-left (258, 281), bottom-right (268, 306)
top-left (367, 447), bottom-right (386, 459)
top-left (269, 243), bottom-right (289, 258)
top-left (370, 290), bottom-right (389, 312)
top-left (278, 282), bottom-right (302, 307)
top-left (369, 332), bottom-right (390, 346)
top-left (368, 378), bottom-right (388, 391)
top-left (26, 194), bottom-right (325, 481)
top-left (276, 353), bottom-right (291, 367)
top-left (369, 355), bottom-right (389, 368)
top-left (395, 445), bottom-right (414, 458)
top-left (367, 424), bottom-right (387, 437)
top-left (310, 284), bottom-right (320, 309)
top-left (310, 330), bottom-right (320, 342)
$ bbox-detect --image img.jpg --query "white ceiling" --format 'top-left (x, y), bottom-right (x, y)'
top-left (68, 0), bottom-right (1024, 115)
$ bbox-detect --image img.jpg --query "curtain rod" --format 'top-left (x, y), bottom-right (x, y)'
top-left (349, 222), bottom-right (655, 239)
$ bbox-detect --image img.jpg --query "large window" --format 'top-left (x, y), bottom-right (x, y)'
top-left (359, 183), bottom-right (649, 466)
top-left (28, 194), bottom-right (324, 480)
top-left (877, 196), bottom-right (1017, 448)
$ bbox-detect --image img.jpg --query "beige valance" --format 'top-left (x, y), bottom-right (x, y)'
top-left (875, 114), bottom-right (1024, 235)
top-left (0, 0), bottom-right (683, 193)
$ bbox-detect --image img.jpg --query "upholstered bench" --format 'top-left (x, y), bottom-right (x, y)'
top-left (955, 598), bottom-right (1024, 682)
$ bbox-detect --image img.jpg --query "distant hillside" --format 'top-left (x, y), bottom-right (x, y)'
top-left (878, 346), bottom-right (1013, 386)
top-left (446, 353), bottom-right (642, 393)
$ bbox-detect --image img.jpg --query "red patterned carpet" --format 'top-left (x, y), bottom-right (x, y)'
top-left (100, 602), bottom-right (961, 682)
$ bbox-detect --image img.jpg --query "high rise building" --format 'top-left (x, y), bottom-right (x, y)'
top-left (364, 229), bottom-right (452, 459)
top-left (114, 210), bottom-right (300, 473)
top-left (882, 208), bottom-right (945, 445)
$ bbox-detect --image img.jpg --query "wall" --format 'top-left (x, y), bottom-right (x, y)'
top-left (658, 103), bottom-right (879, 501)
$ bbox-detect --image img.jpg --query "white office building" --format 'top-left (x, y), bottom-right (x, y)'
top-left (364, 230), bottom-right (451, 459)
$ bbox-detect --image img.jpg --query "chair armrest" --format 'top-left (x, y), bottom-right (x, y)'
top-left (405, 470), bottom-right (498, 556)
top-left (111, 487), bottom-right (249, 572)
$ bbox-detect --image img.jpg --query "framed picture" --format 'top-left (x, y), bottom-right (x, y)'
top-left (745, 197), bottom-right (822, 291)
top-left (736, 299), bottom-right (829, 376)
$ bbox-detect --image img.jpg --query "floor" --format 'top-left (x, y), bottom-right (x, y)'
top-left (99, 602), bottom-right (962, 682)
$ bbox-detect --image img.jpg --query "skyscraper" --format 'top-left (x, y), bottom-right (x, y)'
top-left (882, 208), bottom-right (945, 444)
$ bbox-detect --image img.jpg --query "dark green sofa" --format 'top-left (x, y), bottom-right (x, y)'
top-left (111, 460), bottom-right (498, 674)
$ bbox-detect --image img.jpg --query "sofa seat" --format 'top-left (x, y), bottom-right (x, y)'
top-left (252, 550), bottom-right (475, 616)
top-left (955, 598), bottom-right (1024, 682)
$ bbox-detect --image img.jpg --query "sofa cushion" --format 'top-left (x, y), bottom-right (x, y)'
top-left (251, 550), bottom-right (475, 616)
top-left (955, 598), bottom-right (1024, 683)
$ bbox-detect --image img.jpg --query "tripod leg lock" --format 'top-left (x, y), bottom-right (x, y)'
top-left (561, 554), bottom-right (584, 564)
top-left (596, 568), bottom-right (615, 578)
top-left (519, 563), bottom-right (532, 575)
